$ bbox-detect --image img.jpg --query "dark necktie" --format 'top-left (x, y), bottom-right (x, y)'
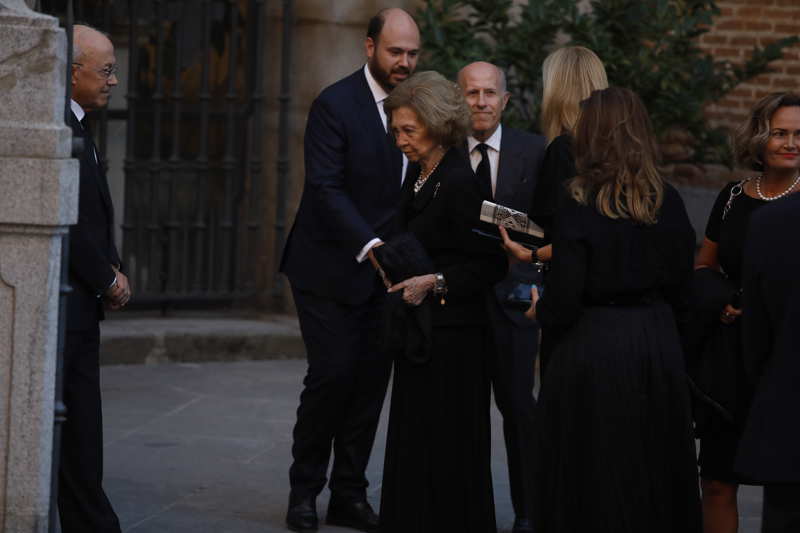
top-left (475, 143), bottom-right (492, 199)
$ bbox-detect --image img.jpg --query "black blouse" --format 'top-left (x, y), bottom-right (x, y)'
top-left (705, 181), bottom-right (767, 285)
top-left (528, 134), bottom-right (576, 236)
top-left (399, 148), bottom-right (507, 325)
top-left (535, 184), bottom-right (696, 331)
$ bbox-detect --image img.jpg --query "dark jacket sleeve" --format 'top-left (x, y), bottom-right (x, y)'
top-left (534, 199), bottom-right (587, 329)
top-left (304, 95), bottom-right (377, 256)
top-left (68, 123), bottom-right (117, 295)
top-left (439, 173), bottom-right (507, 299)
top-left (529, 134), bottom-right (575, 236)
top-left (68, 223), bottom-right (117, 295)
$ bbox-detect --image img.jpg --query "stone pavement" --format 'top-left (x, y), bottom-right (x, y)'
top-left (92, 360), bottom-right (764, 533)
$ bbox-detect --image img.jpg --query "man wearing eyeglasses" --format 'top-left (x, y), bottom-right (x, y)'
top-left (59, 24), bottom-right (128, 533)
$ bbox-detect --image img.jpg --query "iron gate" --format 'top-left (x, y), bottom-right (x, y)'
top-left (41, 0), bottom-right (269, 308)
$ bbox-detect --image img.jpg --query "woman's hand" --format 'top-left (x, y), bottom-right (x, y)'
top-left (720, 303), bottom-right (742, 325)
top-left (524, 285), bottom-right (540, 322)
top-left (498, 226), bottom-right (533, 264)
top-left (389, 274), bottom-right (436, 306)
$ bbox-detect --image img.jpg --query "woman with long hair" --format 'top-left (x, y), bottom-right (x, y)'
top-left (500, 46), bottom-right (608, 375)
top-left (526, 87), bottom-right (701, 532)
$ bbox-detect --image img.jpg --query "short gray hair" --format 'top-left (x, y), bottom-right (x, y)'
top-left (384, 71), bottom-right (471, 148)
top-left (734, 92), bottom-right (800, 171)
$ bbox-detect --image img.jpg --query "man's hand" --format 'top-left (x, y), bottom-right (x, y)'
top-left (367, 242), bottom-right (391, 289)
top-left (720, 303), bottom-right (742, 325)
top-left (388, 274), bottom-right (436, 306)
top-left (105, 266), bottom-right (131, 310)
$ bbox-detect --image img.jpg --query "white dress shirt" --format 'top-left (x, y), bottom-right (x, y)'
top-left (467, 124), bottom-right (502, 198)
top-left (356, 64), bottom-right (408, 264)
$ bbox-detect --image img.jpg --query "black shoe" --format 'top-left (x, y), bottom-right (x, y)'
top-left (286, 495), bottom-right (318, 532)
top-left (512, 517), bottom-right (534, 533)
top-left (326, 497), bottom-right (380, 532)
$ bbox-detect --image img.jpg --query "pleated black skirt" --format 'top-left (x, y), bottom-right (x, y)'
top-left (533, 303), bottom-right (701, 533)
top-left (380, 325), bottom-right (496, 533)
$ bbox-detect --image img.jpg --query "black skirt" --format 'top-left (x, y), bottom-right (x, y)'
top-left (379, 324), bottom-right (496, 533)
top-left (533, 303), bottom-right (701, 533)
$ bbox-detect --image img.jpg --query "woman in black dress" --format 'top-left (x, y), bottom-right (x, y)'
top-left (500, 46), bottom-right (608, 376)
top-left (376, 71), bottom-right (507, 533)
top-left (694, 92), bottom-right (800, 533)
top-left (525, 87), bottom-right (702, 532)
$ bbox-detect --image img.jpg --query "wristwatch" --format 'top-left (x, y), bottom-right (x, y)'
top-left (433, 272), bottom-right (447, 306)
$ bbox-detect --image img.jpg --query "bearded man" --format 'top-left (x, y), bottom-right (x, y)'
top-left (279, 8), bottom-right (420, 533)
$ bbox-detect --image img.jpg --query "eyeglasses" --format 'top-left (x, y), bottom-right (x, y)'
top-left (72, 62), bottom-right (117, 80)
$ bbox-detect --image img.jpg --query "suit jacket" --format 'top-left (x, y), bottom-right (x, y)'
top-left (735, 193), bottom-right (800, 483)
top-left (398, 148), bottom-right (507, 327)
top-left (66, 112), bottom-right (121, 331)
top-left (280, 68), bottom-right (404, 305)
top-left (462, 126), bottom-right (546, 327)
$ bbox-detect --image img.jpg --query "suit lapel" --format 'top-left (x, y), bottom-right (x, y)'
top-left (70, 112), bottom-right (115, 220)
top-left (496, 128), bottom-right (522, 204)
top-left (353, 70), bottom-right (402, 192)
top-left (82, 120), bottom-right (115, 216)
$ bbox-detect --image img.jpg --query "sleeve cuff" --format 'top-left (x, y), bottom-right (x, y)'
top-left (356, 238), bottom-right (383, 263)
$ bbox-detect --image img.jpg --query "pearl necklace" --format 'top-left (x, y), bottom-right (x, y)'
top-left (755, 173), bottom-right (800, 201)
top-left (413, 156), bottom-right (443, 195)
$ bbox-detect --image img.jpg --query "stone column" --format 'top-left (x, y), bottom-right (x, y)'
top-left (0, 1), bottom-right (77, 531)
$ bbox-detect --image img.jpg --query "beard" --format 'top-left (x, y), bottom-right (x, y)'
top-left (368, 56), bottom-right (411, 92)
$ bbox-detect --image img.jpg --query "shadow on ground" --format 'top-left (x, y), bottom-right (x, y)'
top-left (94, 361), bottom-right (763, 533)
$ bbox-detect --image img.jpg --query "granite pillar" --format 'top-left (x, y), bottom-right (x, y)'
top-left (0, 1), bottom-right (78, 531)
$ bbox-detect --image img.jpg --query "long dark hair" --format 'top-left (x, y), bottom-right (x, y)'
top-left (569, 87), bottom-right (663, 225)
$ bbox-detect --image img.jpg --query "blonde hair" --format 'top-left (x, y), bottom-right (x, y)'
top-left (569, 87), bottom-right (664, 225)
top-left (540, 46), bottom-right (609, 142)
top-left (734, 92), bottom-right (800, 171)
top-left (384, 71), bottom-right (471, 148)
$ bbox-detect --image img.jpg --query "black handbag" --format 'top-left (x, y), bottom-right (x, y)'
top-left (372, 233), bottom-right (436, 365)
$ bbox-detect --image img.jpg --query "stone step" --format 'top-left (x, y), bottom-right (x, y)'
top-left (99, 315), bottom-right (305, 365)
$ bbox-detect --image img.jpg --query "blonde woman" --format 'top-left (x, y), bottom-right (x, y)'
top-left (502, 46), bottom-right (608, 262)
top-left (500, 46), bottom-right (608, 375)
top-left (527, 88), bottom-right (701, 532)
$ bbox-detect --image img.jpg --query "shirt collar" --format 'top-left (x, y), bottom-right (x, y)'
top-left (70, 99), bottom-right (86, 123)
top-left (363, 63), bottom-right (389, 104)
top-left (468, 123), bottom-right (502, 153)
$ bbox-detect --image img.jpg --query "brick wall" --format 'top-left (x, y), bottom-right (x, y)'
top-left (700, 0), bottom-right (800, 132)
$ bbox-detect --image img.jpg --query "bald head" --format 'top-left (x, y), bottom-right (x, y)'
top-left (71, 25), bottom-right (117, 112)
top-left (365, 8), bottom-right (421, 92)
top-left (73, 25), bottom-right (112, 63)
top-left (458, 61), bottom-right (510, 141)
top-left (458, 62), bottom-right (506, 94)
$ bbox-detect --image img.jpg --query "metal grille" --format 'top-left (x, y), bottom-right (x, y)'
top-left (41, 0), bottom-right (268, 308)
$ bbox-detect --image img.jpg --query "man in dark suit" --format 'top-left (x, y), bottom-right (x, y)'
top-left (458, 61), bottom-right (546, 533)
top-left (279, 8), bottom-right (420, 532)
top-left (59, 25), bottom-right (129, 533)
top-left (737, 191), bottom-right (800, 532)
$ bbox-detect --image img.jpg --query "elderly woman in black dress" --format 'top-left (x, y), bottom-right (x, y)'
top-left (525, 87), bottom-right (701, 532)
top-left (375, 71), bottom-right (506, 533)
top-left (694, 92), bottom-right (800, 533)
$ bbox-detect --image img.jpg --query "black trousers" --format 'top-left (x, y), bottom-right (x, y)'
top-left (762, 484), bottom-right (800, 532)
top-left (487, 295), bottom-right (539, 521)
top-left (58, 325), bottom-right (120, 533)
top-left (289, 283), bottom-right (392, 502)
